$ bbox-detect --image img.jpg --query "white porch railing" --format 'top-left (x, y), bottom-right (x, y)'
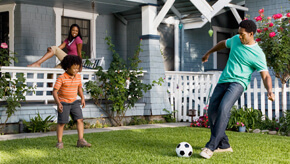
top-left (165, 71), bottom-right (290, 121)
top-left (0, 66), bottom-right (97, 104)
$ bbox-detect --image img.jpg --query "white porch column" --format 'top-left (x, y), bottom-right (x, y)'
top-left (141, 4), bottom-right (158, 35)
top-left (139, 2), bottom-right (171, 115)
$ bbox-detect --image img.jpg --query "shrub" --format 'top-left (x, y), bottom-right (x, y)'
top-left (190, 114), bottom-right (209, 128)
top-left (162, 108), bottom-right (176, 122)
top-left (85, 36), bottom-right (163, 126)
top-left (279, 110), bottom-right (290, 134)
top-left (228, 106), bottom-right (263, 131)
top-left (0, 43), bottom-right (35, 133)
top-left (23, 113), bottom-right (55, 133)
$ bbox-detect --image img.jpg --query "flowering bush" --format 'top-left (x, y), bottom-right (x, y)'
top-left (253, 9), bottom-right (290, 110)
top-left (0, 43), bottom-right (17, 66)
top-left (253, 9), bottom-right (290, 86)
top-left (0, 43), bottom-right (34, 134)
top-left (190, 114), bottom-right (209, 128)
top-left (190, 105), bottom-right (209, 128)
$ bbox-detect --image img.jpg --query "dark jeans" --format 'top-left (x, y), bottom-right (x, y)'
top-left (205, 82), bottom-right (244, 151)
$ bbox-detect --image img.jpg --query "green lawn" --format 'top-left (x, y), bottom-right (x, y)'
top-left (0, 127), bottom-right (289, 164)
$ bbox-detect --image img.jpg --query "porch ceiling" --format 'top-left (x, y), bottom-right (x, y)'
top-left (0, 0), bottom-right (142, 14)
top-left (120, 0), bottom-right (245, 22)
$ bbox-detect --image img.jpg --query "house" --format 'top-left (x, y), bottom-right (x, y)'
top-left (0, 0), bottom-right (289, 128)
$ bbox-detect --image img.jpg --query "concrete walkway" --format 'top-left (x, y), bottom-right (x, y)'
top-left (0, 122), bottom-right (190, 141)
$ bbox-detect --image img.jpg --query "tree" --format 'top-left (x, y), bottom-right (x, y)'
top-left (253, 9), bottom-right (290, 111)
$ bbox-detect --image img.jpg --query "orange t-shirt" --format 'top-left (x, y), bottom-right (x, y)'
top-left (53, 72), bottom-right (82, 103)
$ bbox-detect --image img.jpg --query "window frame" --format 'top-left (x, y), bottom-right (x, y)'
top-left (53, 8), bottom-right (98, 61)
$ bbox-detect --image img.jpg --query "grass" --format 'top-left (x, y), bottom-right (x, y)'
top-left (0, 127), bottom-right (290, 164)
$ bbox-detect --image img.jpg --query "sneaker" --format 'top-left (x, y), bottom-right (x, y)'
top-left (56, 142), bottom-right (64, 149)
top-left (214, 147), bottom-right (233, 153)
top-left (200, 148), bottom-right (213, 159)
top-left (77, 138), bottom-right (91, 147)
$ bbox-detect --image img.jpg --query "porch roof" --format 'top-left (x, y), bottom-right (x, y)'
top-left (0, 0), bottom-right (147, 14)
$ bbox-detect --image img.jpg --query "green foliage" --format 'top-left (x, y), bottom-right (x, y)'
top-left (0, 44), bottom-right (35, 131)
top-left (128, 116), bottom-right (148, 125)
top-left (85, 36), bottom-right (163, 126)
top-left (23, 113), bottom-right (55, 133)
top-left (254, 9), bottom-right (290, 84)
top-left (162, 108), bottom-right (176, 122)
top-left (255, 116), bottom-right (280, 131)
top-left (228, 106), bottom-right (263, 131)
top-left (279, 110), bottom-right (290, 134)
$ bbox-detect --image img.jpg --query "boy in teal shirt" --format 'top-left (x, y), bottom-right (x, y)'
top-left (200, 20), bottom-right (275, 159)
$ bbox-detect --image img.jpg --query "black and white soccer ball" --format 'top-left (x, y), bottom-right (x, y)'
top-left (176, 142), bottom-right (193, 157)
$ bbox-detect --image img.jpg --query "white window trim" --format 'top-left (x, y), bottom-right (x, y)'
top-left (0, 3), bottom-right (16, 66)
top-left (212, 26), bottom-right (237, 69)
top-left (53, 7), bottom-right (98, 61)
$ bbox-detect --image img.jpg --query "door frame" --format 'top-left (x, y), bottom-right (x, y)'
top-left (0, 4), bottom-right (16, 66)
top-left (212, 26), bottom-right (237, 69)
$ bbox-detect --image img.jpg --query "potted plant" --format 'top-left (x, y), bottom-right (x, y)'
top-left (236, 121), bottom-right (246, 132)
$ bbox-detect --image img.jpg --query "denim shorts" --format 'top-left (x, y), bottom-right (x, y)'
top-left (57, 100), bottom-right (83, 124)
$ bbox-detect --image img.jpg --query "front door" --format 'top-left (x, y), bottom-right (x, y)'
top-left (216, 32), bottom-right (231, 70)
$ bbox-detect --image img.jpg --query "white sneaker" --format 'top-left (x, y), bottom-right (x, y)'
top-left (214, 147), bottom-right (233, 153)
top-left (200, 148), bottom-right (213, 159)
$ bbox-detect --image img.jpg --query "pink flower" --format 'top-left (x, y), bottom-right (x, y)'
top-left (264, 27), bottom-right (268, 31)
top-left (208, 126), bottom-right (210, 128)
top-left (257, 29), bottom-right (262, 33)
top-left (1, 43), bottom-right (8, 49)
top-left (287, 13), bottom-right (290, 17)
top-left (267, 16), bottom-right (272, 20)
top-left (241, 123), bottom-right (244, 127)
top-left (273, 13), bottom-right (283, 20)
top-left (258, 9), bottom-right (264, 14)
top-left (254, 16), bottom-right (263, 21)
top-left (243, 17), bottom-right (248, 20)
top-left (269, 32), bottom-right (276, 38)
top-left (256, 38), bottom-right (261, 42)
top-left (268, 23), bottom-right (274, 27)
top-left (237, 122), bottom-right (239, 125)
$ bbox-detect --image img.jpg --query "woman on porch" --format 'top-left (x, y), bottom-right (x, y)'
top-left (27, 24), bottom-right (83, 68)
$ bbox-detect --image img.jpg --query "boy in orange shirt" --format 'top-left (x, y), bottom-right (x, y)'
top-left (53, 55), bottom-right (91, 149)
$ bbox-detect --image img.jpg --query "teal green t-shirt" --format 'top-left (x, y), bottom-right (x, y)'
top-left (218, 35), bottom-right (268, 90)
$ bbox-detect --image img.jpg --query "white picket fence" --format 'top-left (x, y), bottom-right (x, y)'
top-left (165, 71), bottom-right (290, 121)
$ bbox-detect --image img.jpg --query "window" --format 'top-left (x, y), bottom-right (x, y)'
top-left (54, 7), bottom-right (98, 61)
top-left (61, 17), bottom-right (91, 58)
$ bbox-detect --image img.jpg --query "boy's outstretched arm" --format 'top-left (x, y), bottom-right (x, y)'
top-left (260, 71), bottom-right (275, 101)
top-left (52, 88), bottom-right (63, 113)
top-left (78, 86), bottom-right (85, 108)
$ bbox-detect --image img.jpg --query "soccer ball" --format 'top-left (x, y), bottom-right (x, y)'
top-left (176, 142), bottom-right (193, 157)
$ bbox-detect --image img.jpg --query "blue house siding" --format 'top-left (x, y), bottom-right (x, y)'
top-left (95, 14), bottom-right (127, 70)
top-left (183, 23), bottom-right (213, 72)
top-left (14, 4), bottom-right (56, 67)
